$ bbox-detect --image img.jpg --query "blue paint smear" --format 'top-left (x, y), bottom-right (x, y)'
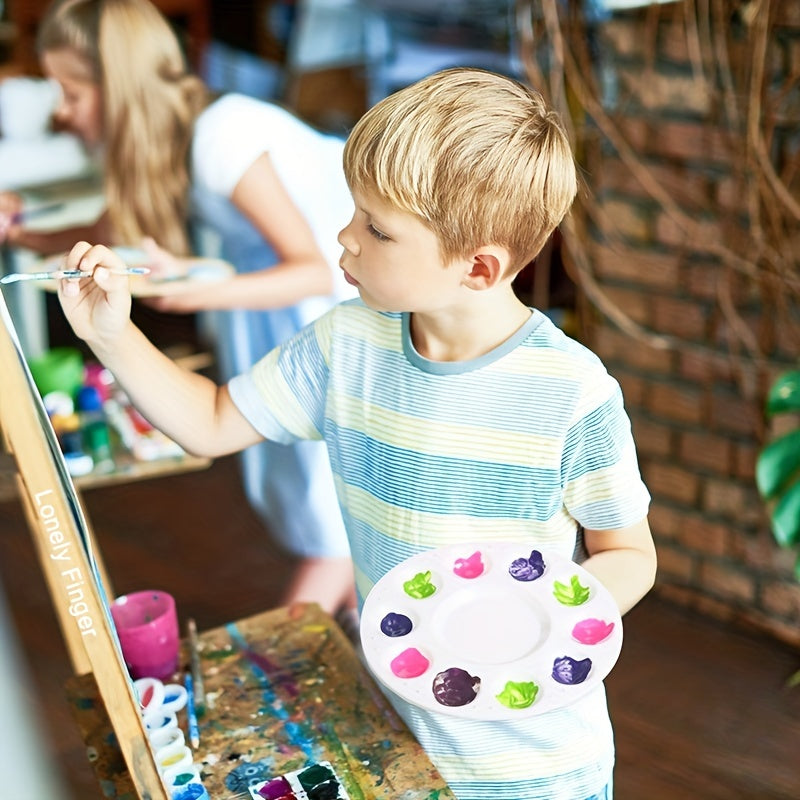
top-left (225, 622), bottom-right (318, 759)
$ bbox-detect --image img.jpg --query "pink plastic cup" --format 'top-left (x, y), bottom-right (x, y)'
top-left (111, 590), bottom-right (179, 681)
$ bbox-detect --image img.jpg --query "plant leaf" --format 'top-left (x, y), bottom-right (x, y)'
top-left (755, 429), bottom-right (800, 499)
top-left (770, 480), bottom-right (800, 548)
top-left (766, 370), bottom-right (800, 416)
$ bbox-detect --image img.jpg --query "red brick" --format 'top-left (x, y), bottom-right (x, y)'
top-left (651, 295), bottom-right (708, 340)
top-left (728, 528), bottom-right (786, 571)
top-left (599, 285), bottom-right (654, 326)
top-left (591, 326), bottom-right (674, 374)
top-left (589, 242), bottom-right (683, 291)
top-left (648, 381), bottom-right (705, 424)
top-left (653, 543), bottom-right (695, 582)
top-left (595, 197), bottom-right (652, 242)
top-left (675, 515), bottom-right (730, 556)
top-left (613, 370), bottom-right (648, 407)
top-left (698, 561), bottom-right (757, 603)
top-left (683, 258), bottom-right (722, 301)
top-left (647, 500), bottom-right (685, 540)
top-left (600, 160), bottom-right (712, 213)
top-left (643, 461), bottom-right (700, 504)
top-left (773, 4), bottom-right (800, 25)
top-left (709, 392), bottom-right (760, 437)
top-left (599, 18), bottom-right (646, 59)
top-left (644, 120), bottom-right (733, 164)
top-left (679, 430), bottom-right (733, 475)
top-left (616, 66), bottom-right (712, 115)
top-left (702, 479), bottom-right (765, 527)
top-left (679, 349), bottom-right (735, 384)
top-left (632, 417), bottom-right (673, 458)
top-left (733, 441), bottom-right (758, 482)
top-left (762, 580), bottom-right (800, 619)
top-left (654, 212), bottom-right (722, 250)
top-left (656, 16), bottom-right (692, 64)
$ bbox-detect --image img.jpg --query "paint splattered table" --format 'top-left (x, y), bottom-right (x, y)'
top-left (65, 603), bottom-right (455, 799)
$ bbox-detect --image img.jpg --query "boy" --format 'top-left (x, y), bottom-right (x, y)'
top-left (58, 68), bottom-right (656, 800)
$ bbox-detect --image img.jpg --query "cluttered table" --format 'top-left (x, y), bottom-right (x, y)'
top-left (66, 602), bottom-right (455, 800)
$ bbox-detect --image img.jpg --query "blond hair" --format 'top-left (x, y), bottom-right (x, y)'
top-left (343, 68), bottom-right (577, 271)
top-left (38, 0), bottom-right (210, 254)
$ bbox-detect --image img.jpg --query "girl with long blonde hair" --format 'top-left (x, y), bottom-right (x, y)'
top-left (0, 0), bottom-right (356, 617)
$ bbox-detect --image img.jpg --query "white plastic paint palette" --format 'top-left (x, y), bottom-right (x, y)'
top-left (360, 543), bottom-right (624, 720)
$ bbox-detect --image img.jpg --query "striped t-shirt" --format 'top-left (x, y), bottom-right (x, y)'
top-left (229, 300), bottom-right (651, 800)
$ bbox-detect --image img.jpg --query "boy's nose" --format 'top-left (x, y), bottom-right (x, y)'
top-left (337, 224), bottom-right (359, 256)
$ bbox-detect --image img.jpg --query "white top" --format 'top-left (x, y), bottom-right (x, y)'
top-left (191, 94), bottom-right (355, 303)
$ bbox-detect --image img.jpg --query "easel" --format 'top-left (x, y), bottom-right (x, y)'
top-left (0, 289), bottom-right (169, 799)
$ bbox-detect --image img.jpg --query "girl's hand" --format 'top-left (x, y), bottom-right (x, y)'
top-left (141, 236), bottom-right (187, 280)
top-left (0, 192), bottom-right (24, 244)
top-left (57, 242), bottom-right (133, 352)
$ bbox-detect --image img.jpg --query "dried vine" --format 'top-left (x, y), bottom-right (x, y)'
top-left (516, 0), bottom-right (800, 380)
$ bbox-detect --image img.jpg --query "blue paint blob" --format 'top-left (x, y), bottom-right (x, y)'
top-left (380, 612), bottom-right (413, 637)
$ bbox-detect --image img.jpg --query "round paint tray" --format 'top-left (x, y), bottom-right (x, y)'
top-left (360, 542), bottom-right (623, 720)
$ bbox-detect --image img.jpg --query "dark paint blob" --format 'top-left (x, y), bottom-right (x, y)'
top-left (432, 667), bottom-right (481, 707)
top-left (508, 549), bottom-right (546, 581)
top-left (307, 779), bottom-right (341, 800)
top-left (298, 763), bottom-right (334, 790)
top-left (256, 776), bottom-right (293, 799)
top-left (552, 655), bottom-right (592, 685)
top-left (380, 612), bottom-right (413, 637)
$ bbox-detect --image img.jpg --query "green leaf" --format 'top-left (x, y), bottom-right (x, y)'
top-left (770, 481), bottom-right (800, 548)
top-left (766, 370), bottom-right (800, 416)
top-left (755, 429), bottom-right (800, 499)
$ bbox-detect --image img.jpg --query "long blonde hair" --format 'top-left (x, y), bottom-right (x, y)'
top-left (38, 0), bottom-right (210, 254)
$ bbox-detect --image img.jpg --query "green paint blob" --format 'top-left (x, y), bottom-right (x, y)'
top-left (552, 574), bottom-right (591, 606)
top-left (496, 680), bottom-right (539, 709)
top-left (403, 570), bottom-right (436, 599)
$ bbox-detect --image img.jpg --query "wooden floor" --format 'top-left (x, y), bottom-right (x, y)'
top-left (2, 452), bottom-right (800, 800)
top-left (1, 308), bottom-right (799, 799)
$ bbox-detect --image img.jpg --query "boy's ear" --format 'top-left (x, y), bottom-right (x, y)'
top-left (462, 246), bottom-right (510, 290)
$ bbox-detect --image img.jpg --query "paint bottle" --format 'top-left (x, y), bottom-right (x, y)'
top-left (75, 385), bottom-right (115, 473)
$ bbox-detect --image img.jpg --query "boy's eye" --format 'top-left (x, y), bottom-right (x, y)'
top-left (367, 223), bottom-right (390, 242)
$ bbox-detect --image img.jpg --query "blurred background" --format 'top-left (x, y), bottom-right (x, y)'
top-left (1, 1), bottom-right (799, 798)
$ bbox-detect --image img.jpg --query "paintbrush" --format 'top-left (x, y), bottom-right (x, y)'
top-left (0, 266), bottom-right (150, 285)
top-left (187, 617), bottom-right (206, 716)
top-left (11, 201), bottom-right (67, 223)
top-left (184, 671), bottom-right (201, 749)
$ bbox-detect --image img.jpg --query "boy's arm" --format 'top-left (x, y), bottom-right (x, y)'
top-left (57, 242), bottom-right (262, 458)
top-left (582, 519), bottom-right (657, 615)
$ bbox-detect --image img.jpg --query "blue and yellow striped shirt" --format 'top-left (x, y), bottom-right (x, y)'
top-left (230, 300), bottom-right (650, 800)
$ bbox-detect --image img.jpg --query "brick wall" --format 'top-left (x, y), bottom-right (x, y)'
top-left (555, 2), bottom-right (800, 646)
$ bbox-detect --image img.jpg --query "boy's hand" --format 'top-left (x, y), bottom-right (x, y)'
top-left (57, 242), bottom-right (132, 352)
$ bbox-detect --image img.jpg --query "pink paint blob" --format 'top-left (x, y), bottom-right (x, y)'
top-left (390, 647), bottom-right (430, 678)
top-left (453, 551), bottom-right (485, 579)
top-left (571, 618), bottom-right (615, 644)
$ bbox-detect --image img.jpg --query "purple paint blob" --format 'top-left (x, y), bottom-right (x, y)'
top-left (552, 655), bottom-right (592, 685)
top-left (453, 551), bottom-right (485, 578)
top-left (256, 776), bottom-right (293, 799)
top-left (508, 549), bottom-right (546, 581)
top-left (380, 612), bottom-right (413, 637)
top-left (432, 667), bottom-right (481, 707)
